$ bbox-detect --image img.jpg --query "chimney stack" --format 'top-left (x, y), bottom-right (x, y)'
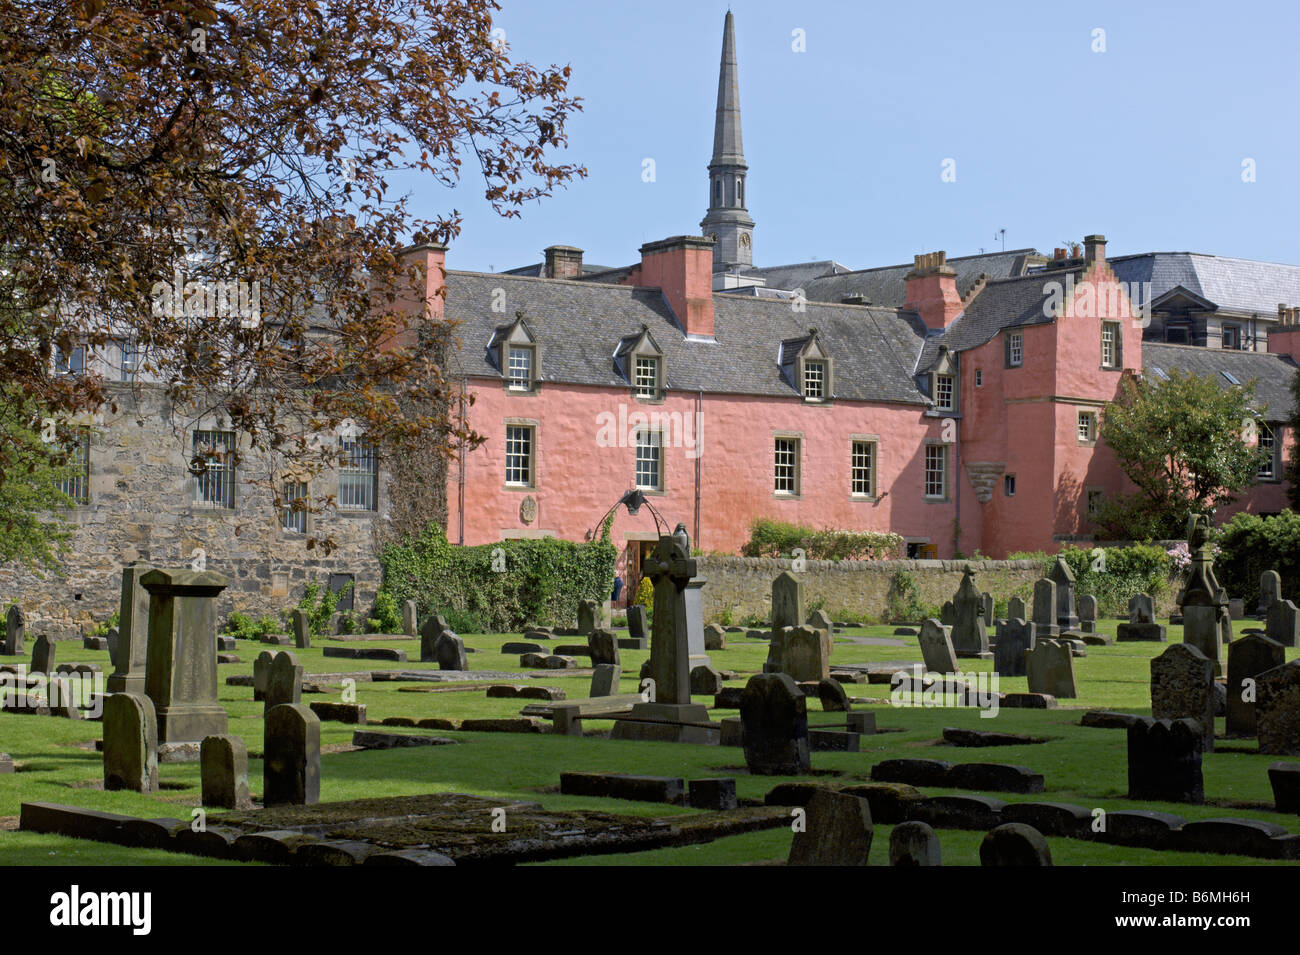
top-left (543, 245), bottom-right (583, 280)
top-left (1084, 234), bottom-right (1107, 267)
top-left (904, 251), bottom-right (963, 331)
top-left (382, 241), bottom-right (446, 351)
top-left (629, 236), bottom-right (716, 339)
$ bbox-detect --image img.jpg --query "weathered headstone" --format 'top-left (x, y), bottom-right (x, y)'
top-left (1127, 717), bottom-right (1204, 803)
top-left (1078, 595), bottom-right (1098, 634)
top-left (683, 576), bottom-right (711, 672)
top-left (1025, 639), bottom-right (1076, 698)
top-left (1177, 514), bottom-right (1230, 654)
top-left (1151, 643), bottom-right (1215, 752)
top-left (690, 664), bottom-right (724, 696)
top-left (740, 673), bottom-right (810, 775)
top-left (1129, 593), bottom-right (1155, 624)
top-left (788, 790), bottom-right (872, 866)
top-left (1267, 599), bottom-right (1299, 648)
top-left (402, 599), bottom-right (418, 637)
top-left (1259, 570), bottom-right (1283, 617)
top-left (200, 734), bottom-right (251, 809)
top-left (703, 623), bottom-right (726, 651)
top-left (807, 609), bottom-right (833, 634)
top-left (141, 569), bottom-right (229, 744)
top-left (588, 628), bottom-right (620, 667)
top-left (434, 631), bottom-right (467, 671)
top-left (993, 619), bottom-right (1035, 678)
top-left (577, 599), bottom-right (598, 635)
top-left (29, 634), bottom-right (55, 675)
top-left (951, 568), bottom-right (990, 658)
top-left (105, 628), bottom-right (119, 660)
top-left (771, 571), bottom-right (804, 635)
top-left (1048, 556), bottom-right (1080, 630)
top-left (782, 626), bottom-right (829, 682)
top-left (1007, 596), bottom-right (1027, 622)
top-left (3, 604), bottom-right (24, 656)
top-left (589, 664), bottom-right (621, 698)
top-left (418, 615), bottom-right (447, 663)
top-left (1032, 579), bottom-right (1059, 638)
top-left (982, 593), bottom-right (995, 629)
top-left (940, 601), bottom-right (956, 627)
top-left (980, 823), bottom-right (1052, 866)
top-left (918, 619), bottom-right (958, 676)
top-left (263, 703), bottom-right (321, 806)
top-left (265, 651), bottom-right (303, 712)
top-left (252, 650), bottom-right (274, 703)
top-left (102, 692), bottom-right (158, 793)
top-left (1229, 598), bottom-right (1245, 620)
top-left (817, 678), bottom-right (850, 713)
top-left (890, 820), bottom-right (941, 866)
top-left (1226, 633), bottom-right (1285, 737)
top-left (1257, 660), bottom-right (1300, 756)
top-left (1182, 604), bottom-right (1222, 676)
top-left (627, 605), bottom-right (648, 643)
top-left (290, 608), bottom-right (310, 650)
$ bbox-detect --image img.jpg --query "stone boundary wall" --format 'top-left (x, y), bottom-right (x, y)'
top-left (695, 555), bottom-right (1180, 624)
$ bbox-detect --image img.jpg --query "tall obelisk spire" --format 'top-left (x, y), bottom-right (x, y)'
top-left (700, 11), bottom-right (754, 272)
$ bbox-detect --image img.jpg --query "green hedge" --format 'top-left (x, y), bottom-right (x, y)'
top-left (377, 525), bottom-right (617, 633)
top-left (741, 518), bottom-right (903, 561)
top-left (1215, 511), bottom-right (1300, 609)
top-left (1048, 544), bottom-right (1175, 618)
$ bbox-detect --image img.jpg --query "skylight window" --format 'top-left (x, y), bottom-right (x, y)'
top-left (1151, 366), bottom-right (1169, 380)
top-left (1221, 371), bottom-right (1240, 385)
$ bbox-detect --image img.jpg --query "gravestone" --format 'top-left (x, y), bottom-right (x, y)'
top-left (141, 569), bottom-right (229, 744)
top-left (290, 609), bottom-right (310, 650)
top-left (30, 634), bottom-right (55, 675)
top-left (200, 735), bottom-right (251, 809)
top-left (950, 568), bottom-right (990, 659)
top-left (1182, 605), bottom-right (1222, 677)
top-left (1229, 598), bottom-right (1245, 620)
top-left (1256, 660), bottom-right (1300, 756)
top-left (982, 593), bottom-right (994, 629)
top-left (807, 609), bottom-right (833, 634)
top-left (1048, 556), bottom-right (1080, 630)
top-left (1266, 600), bottom-right (1299, 648)
top-left (890, 820), bottom-right (941, 866)
top-left (703, 623), bottom-right (726, 651)
top-left (817, 678), bottom-right (850, 712)
top-left (1032, 579), bottom-right (1059, 638)
top-left (106, 561), bottom-right (153, 693)
top-left (589, 664), bottom-right (621, 698)
top-left (788, 790), bottom-right (873, 866)
top-left (1026, 639), bottom-right (1076, 698)
top-left (782, 626), bottom-right (829, 682)
top-left (1127, 717), bottom-right (1204, 803)
top-left (402, 600), bottom-right (418, 637)
top-left (1078, 595), bottom-right (1098, 634)
top-left (683, 577), bottom-right (711, 672)
top-left (993, 619), bottom-right (1035, 678)
top-left (102, 692), bottom-right (158, 793)
top-left (739, 673), bottom-right (810, 775)
top-left (577, 599), bottom-right (598, 635)
top-left (264, 703), bottom-right (321, 806)
top-left (627, 605), bottom-right (649, 643)
top-left (690, 664), bottom-right (724, 696)
top-left (265, 651), bottom-right (303, 712)
top-left (1259, 570), bottom-right (1283, 617)
top-left (1129, 593), bottom-right (1155, 624)
top-left (105, 628), bottom-right (119, 660)
top-left (771, 572), bottom-right (804, 635)
top-left (588, 628), bottom-right (620, 667)
top-left (3, 604), bottom-right (23, 656)
top-left (1177, 514), bottom-right (1230, 651)
top-left (434, 632), bottom-right (467, 671)
top-left (419, 615), bottom-right (447, 663)
top-left (940, 601), bottom-right (955, 627)
top-left (980, 823), bottom-right (1052, 866)
top-left (252, 650), bottom-right (274, 703)
top-left (1226, 634), bottom-right (1285, 737)
top-left (1007, 596), bottom-right (1027, 622)
top-left (918, 619), bottom-right (958, 675)
top-left (1151, 643), bottom-right (1215, 752)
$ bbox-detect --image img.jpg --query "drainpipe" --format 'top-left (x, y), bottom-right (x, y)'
top-left (457, 376), bottom-right (467, 545)
top-left (694, 389), bottom-right (703, 548)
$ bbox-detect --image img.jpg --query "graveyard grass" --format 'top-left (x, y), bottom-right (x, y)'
top-left (2, 619), bottom-right (1297, 866)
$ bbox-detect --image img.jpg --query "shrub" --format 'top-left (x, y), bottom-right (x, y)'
top-left (885, 570), bottom-right (933, 624)
top-left (741, 518), bottom-right (904, 561)
top-left (87, 611), bottom-right (119, 639)
top-left (221, 612), bottom-right (281, 640)
top-left (1214, 511), bottom-right (1300, 608)
top-left (377, 524), bottom-right (616, 633)
top-left (368, 589), bottom-right (402, 634)
top-left (286, 580), bottom-right (353, 637)
top-left (1052, 543), bottom-right (1174, 618)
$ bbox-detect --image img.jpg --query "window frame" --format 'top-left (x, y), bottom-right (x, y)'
top-left (633, 354), bottom-right (660, 400)
top-left (1005, 332), bottom-right (1023, 368)
top-left (924, 443), bottom-right (947, 500)
top-left (504, 421), bottom-right (536, 489)
top-left (58, 429), bottom-right (91, 505)
top-left (1101, 321), bottom-right (1122, 369)
top-left (1258, 422), bottom-right (1280, 481)
top-left (634, 427), bottom-right (664, 492)
top-left (1077, 410), bottom-right (1098, 444)
top-left (191, 429), bottom-right (236, 510)
top-left (506, 345), bottom-right (534, 392)
top-left (773, 435), bottom-right (801, 497)
top-left (934, 373), bottom-right (955, 412)
top-left (1004, 474), bottom-right (1016, 497)
top-left (337, 434), bottom-right (379, 512)
top-left (281, 480), bottom-right (309, 534)
top-left (850, 438), bottom-right (877, 498)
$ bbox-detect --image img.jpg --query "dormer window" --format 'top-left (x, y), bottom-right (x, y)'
top-left (490, 312), bottom-right (540, 394)
top-left (935, 374), bottom-right (954, 411)
top-left (785, 329), bottom-right (833, 403)
top-left (616, 324), bottom-right (665, 402)
top-left (507, 346), bottom-right (533, 391)
top-left (803, 361), bottom-right (826, 399)
top-left (929, 346), bottom-right (957, 414)
top-left (634, 356), bottom-right (659, 398)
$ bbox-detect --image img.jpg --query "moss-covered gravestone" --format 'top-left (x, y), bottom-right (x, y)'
top-left (890, 821), bottom-right (941, 866)
top-left (577, 599), bottom-right (598, 635)
top-left (788, 790), bottom-right (872, 866)
top-left (4, 604), bottom-right (24, 656)
top-left (140, 568), bottom-right (229, 744)
top-left (102, 692), bottom-right (158, 793)
top-left (30, 634), bottom-right (55, 676)
top-left (106, 561), bottom-right (152, 694)
top-left (264, 703), bottom-right (321, 806)
top-left (1151, 643), bottom-right (1215, 752)
top-left (1227, 633), bottom-right (1285, 737)
top-left (782, 626), bottom-right (829, 682)
top-left (434, 632), bottom-right (467, 671)
top-left (201, 735), bottom-right (251, 809)
top-left (740, 672), bottom-right (809, 775)
top-left (290, 608), bottom-right (311, 650)
top-left (951, 568), bottom-right (990, 659)
top-left (980, 823), bottom-right (1052, 866)
top-left (265, 651), bottom-right (303, 712)
top-left (1026, 638), bottom-right (1076, 698)
top-left (1257, 660), bottom-right (1300, 756)
top-left (588, 629), bottom-right (620, 667)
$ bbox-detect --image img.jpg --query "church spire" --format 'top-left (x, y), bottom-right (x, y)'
top-left (700, 11), bottom-right (754, 272)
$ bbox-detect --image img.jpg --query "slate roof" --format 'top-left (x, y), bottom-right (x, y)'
top-left (1108, 252), bottom-right (1300, 316)
top-left (443, 270), bottom-right (930, 405)
top-left (499, 261), bottom-right (617, 278)
top-left (734, 260), bottom-right (854, 291)
top-left (794, 249), bottom-right (1043, 306)
top-left (1141, 342), bottom-right (1298, 420)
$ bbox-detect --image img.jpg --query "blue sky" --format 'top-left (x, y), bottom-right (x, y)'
top-left (407, 0), bottom-right (1300, 274)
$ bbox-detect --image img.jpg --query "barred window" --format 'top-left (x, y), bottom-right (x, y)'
top-left (505, 424), bottom-right (534, 486)
top-left (851, 440), bottom-right (875, 496)
top-left (804, 360), bottom-right (825, 399)
top-left (120, 339), bottom-right (139, 381)
top-left (1259, 423), bottom-right (1277, 480)
top-left (192, 430), bottom-right (236, 508)
top-left (281, 481), bottom-right (308, 533)
top-left (634, 356), bottom-right (659, 398)
top-left (507, 346), bottom-right (532, 390)
top-left (59, 430), bottom-right (90, 505)
top-left (774, 437), bottom-right (800, 494)
top-left (635, 429), bottom-right (663, 490)
top-left (935, 374), bottom-right (954, 411)
top-left (338, 436), bottom-right (378, 511)
top-left (924, 445), bottom-right (946, 498)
